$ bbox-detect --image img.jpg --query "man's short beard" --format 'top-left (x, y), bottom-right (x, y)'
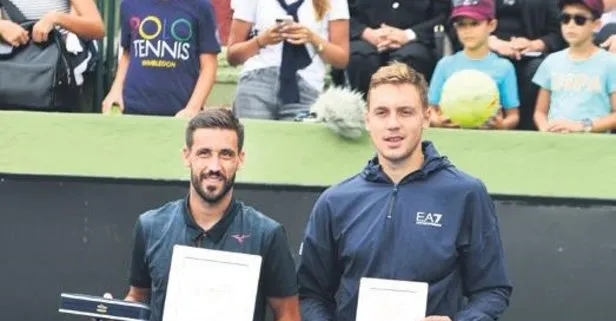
top-left (191, 170), bottom-right (236, 204)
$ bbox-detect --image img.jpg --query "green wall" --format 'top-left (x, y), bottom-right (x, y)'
top-left (1, 111), bottom-right (615, 200)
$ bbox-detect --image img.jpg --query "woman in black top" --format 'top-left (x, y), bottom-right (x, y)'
top-left (488, 0), bottom-right (565, 130)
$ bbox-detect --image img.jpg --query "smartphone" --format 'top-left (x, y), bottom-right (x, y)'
top-left (275, 15), bottom-right (293, 25)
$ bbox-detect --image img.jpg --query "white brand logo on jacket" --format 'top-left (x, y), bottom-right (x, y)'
top-left (416, 212), bottom-right (443, 227)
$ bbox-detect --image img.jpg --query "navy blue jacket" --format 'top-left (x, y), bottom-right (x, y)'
top-left (297, 141), bottom-right (512, 321)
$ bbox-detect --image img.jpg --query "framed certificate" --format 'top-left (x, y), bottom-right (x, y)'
top-left (162, 245), bottom-right (262, 321)
top-left (356, 277), bottom-right (428, 321)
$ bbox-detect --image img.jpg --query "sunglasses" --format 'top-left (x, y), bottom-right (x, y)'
top-left (559, 13), bottom-right (593, 26)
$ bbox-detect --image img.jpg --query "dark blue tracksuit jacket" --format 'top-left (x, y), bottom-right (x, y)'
top-left (297, 141), bottom-right (512, 321)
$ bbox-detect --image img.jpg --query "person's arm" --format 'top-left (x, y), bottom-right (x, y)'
top-left (488, 35), bottom-right (508, 49)
top-left (537, 0), bottom-right (566, 53)
top-left (101, 2), bottom-right (131, 113)
top-left (124, 219), bottom-right (152, 302)
top-left (531, 57), bottom-right (552, 131)
top-left (101, 50), bottom-right (129, 112)
top-left (426, 59), bottom-right (457, 128)
top-left (309, 19), bottom-right (349, 69)
top-left (407, 0), bottom-right (450, 46)
top-left (501, 108), bottom-right (519, 129)
top-left (584, 100), bottom-right (616, 132)
top-left (177, 54), bottom-right (217, 116)
top-left (453, 180), bottom-right (512, 321)
top-left (226, 0), bottom-right (283, 66)
top-left (297, 192), bottom-right (340, 320)
top-left (0, 19), bottom-right (28, 46)
top-left (262, 225), bottom-right (300, 321)
top-left (36, 0), bottom-right (105, 40)
top-left (176, 1), bottom-right (220, 117)
top-left (307, 0), bottom-right (350, 69)
top-left (348, 0), bottom-right (368, 40)
top-left (226, 19), bottom-right (260, 66)
top-left (582, 86), bottom-right (616, 132)
top-left (534, 89), bottom-right (551, 131)
top-left (590, 62), bottom-right (616, 132)
top-left (269, 297), bottom-right (300, 321)
top-left (499, 62), bottom-right (520, 129)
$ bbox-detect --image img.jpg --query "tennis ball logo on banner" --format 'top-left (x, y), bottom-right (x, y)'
top-left (439, 69), bottom-right (499, 128)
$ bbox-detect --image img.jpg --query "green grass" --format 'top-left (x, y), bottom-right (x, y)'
top-left (1, 111), bottom-right (615, 200)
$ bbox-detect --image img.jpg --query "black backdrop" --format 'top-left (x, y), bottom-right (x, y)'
top-left (0, 174), bottom-right (615, 321)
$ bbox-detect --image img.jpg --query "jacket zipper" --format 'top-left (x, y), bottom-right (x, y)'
top-left (386, 185), bottom-right (399, 219)
top-left (384, 164), bottom-right (428, 219)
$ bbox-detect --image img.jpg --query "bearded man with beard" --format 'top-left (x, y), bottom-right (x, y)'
top-left (120, 108), bottom-right (300, 321)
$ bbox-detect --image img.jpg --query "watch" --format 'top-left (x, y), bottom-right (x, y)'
top-left (315, 41), bottom-right (324, 53)
top-left (581, 118), bottom-right (593, 133)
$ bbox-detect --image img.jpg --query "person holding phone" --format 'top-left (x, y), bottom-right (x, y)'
top-left (226, 0), bottom-right (350, 120)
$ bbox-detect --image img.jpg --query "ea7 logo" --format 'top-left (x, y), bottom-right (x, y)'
top-left (416, 212), bottom-right (443, 227)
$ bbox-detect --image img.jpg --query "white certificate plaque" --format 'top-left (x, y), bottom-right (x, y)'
top-left (162, 245), bottom-right (262, 321)
top-left (356, 277), bottom-right (428, 321)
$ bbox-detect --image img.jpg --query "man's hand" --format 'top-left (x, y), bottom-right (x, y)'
top-left (510, 36), bottom-right (531, 52)
top-left (361, 27), bottom-right (388, 47)
top-left (376, 24), bottom-right (411, 52)
top-left (494, 40), bottom-right (521, 60)
top-left (32, 11), bottom-right (59, 43)
top-left (175, 107), bottom-right (201, 119)
top-left (0, 20), bottom-right (29, 47)
top-left (280, 22), bottom-right (315, 45)
top-left (489, 36), bottom-right (521, 60)
top-left (601, 35), bottom-right (616, 54)
top-left (422, 316), bottom-right (453, 321)
top-left (381, 24), bottom-right (410, 45)
top-left (547, 119), bottom-right (584, 133)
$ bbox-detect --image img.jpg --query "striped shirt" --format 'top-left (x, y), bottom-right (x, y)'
top-left (1, 0), bottom-right (70, 20)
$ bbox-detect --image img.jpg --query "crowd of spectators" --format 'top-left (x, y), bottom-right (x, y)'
top-left (1, 0), bottom-right (616, 133)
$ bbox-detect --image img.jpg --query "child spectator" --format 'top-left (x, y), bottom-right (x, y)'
top-left (102, 0), bottom-right (220, 117)
top-left (533, 0), bottom-right (616, 133)
top-left (428, 0), bottom-right (520, 129)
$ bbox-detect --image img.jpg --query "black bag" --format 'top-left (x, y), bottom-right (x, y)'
top-left (0, 0), bottom-right (78, 111)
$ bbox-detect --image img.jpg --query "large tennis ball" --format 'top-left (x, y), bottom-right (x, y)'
top-left (439, 69), bottom-right (500, 128)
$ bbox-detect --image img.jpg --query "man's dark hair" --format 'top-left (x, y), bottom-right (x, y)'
top-left (185, 108), bottom-right (245, 151)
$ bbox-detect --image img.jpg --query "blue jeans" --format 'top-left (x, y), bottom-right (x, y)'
top-left (232, 67), bottom-right (319, 120)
